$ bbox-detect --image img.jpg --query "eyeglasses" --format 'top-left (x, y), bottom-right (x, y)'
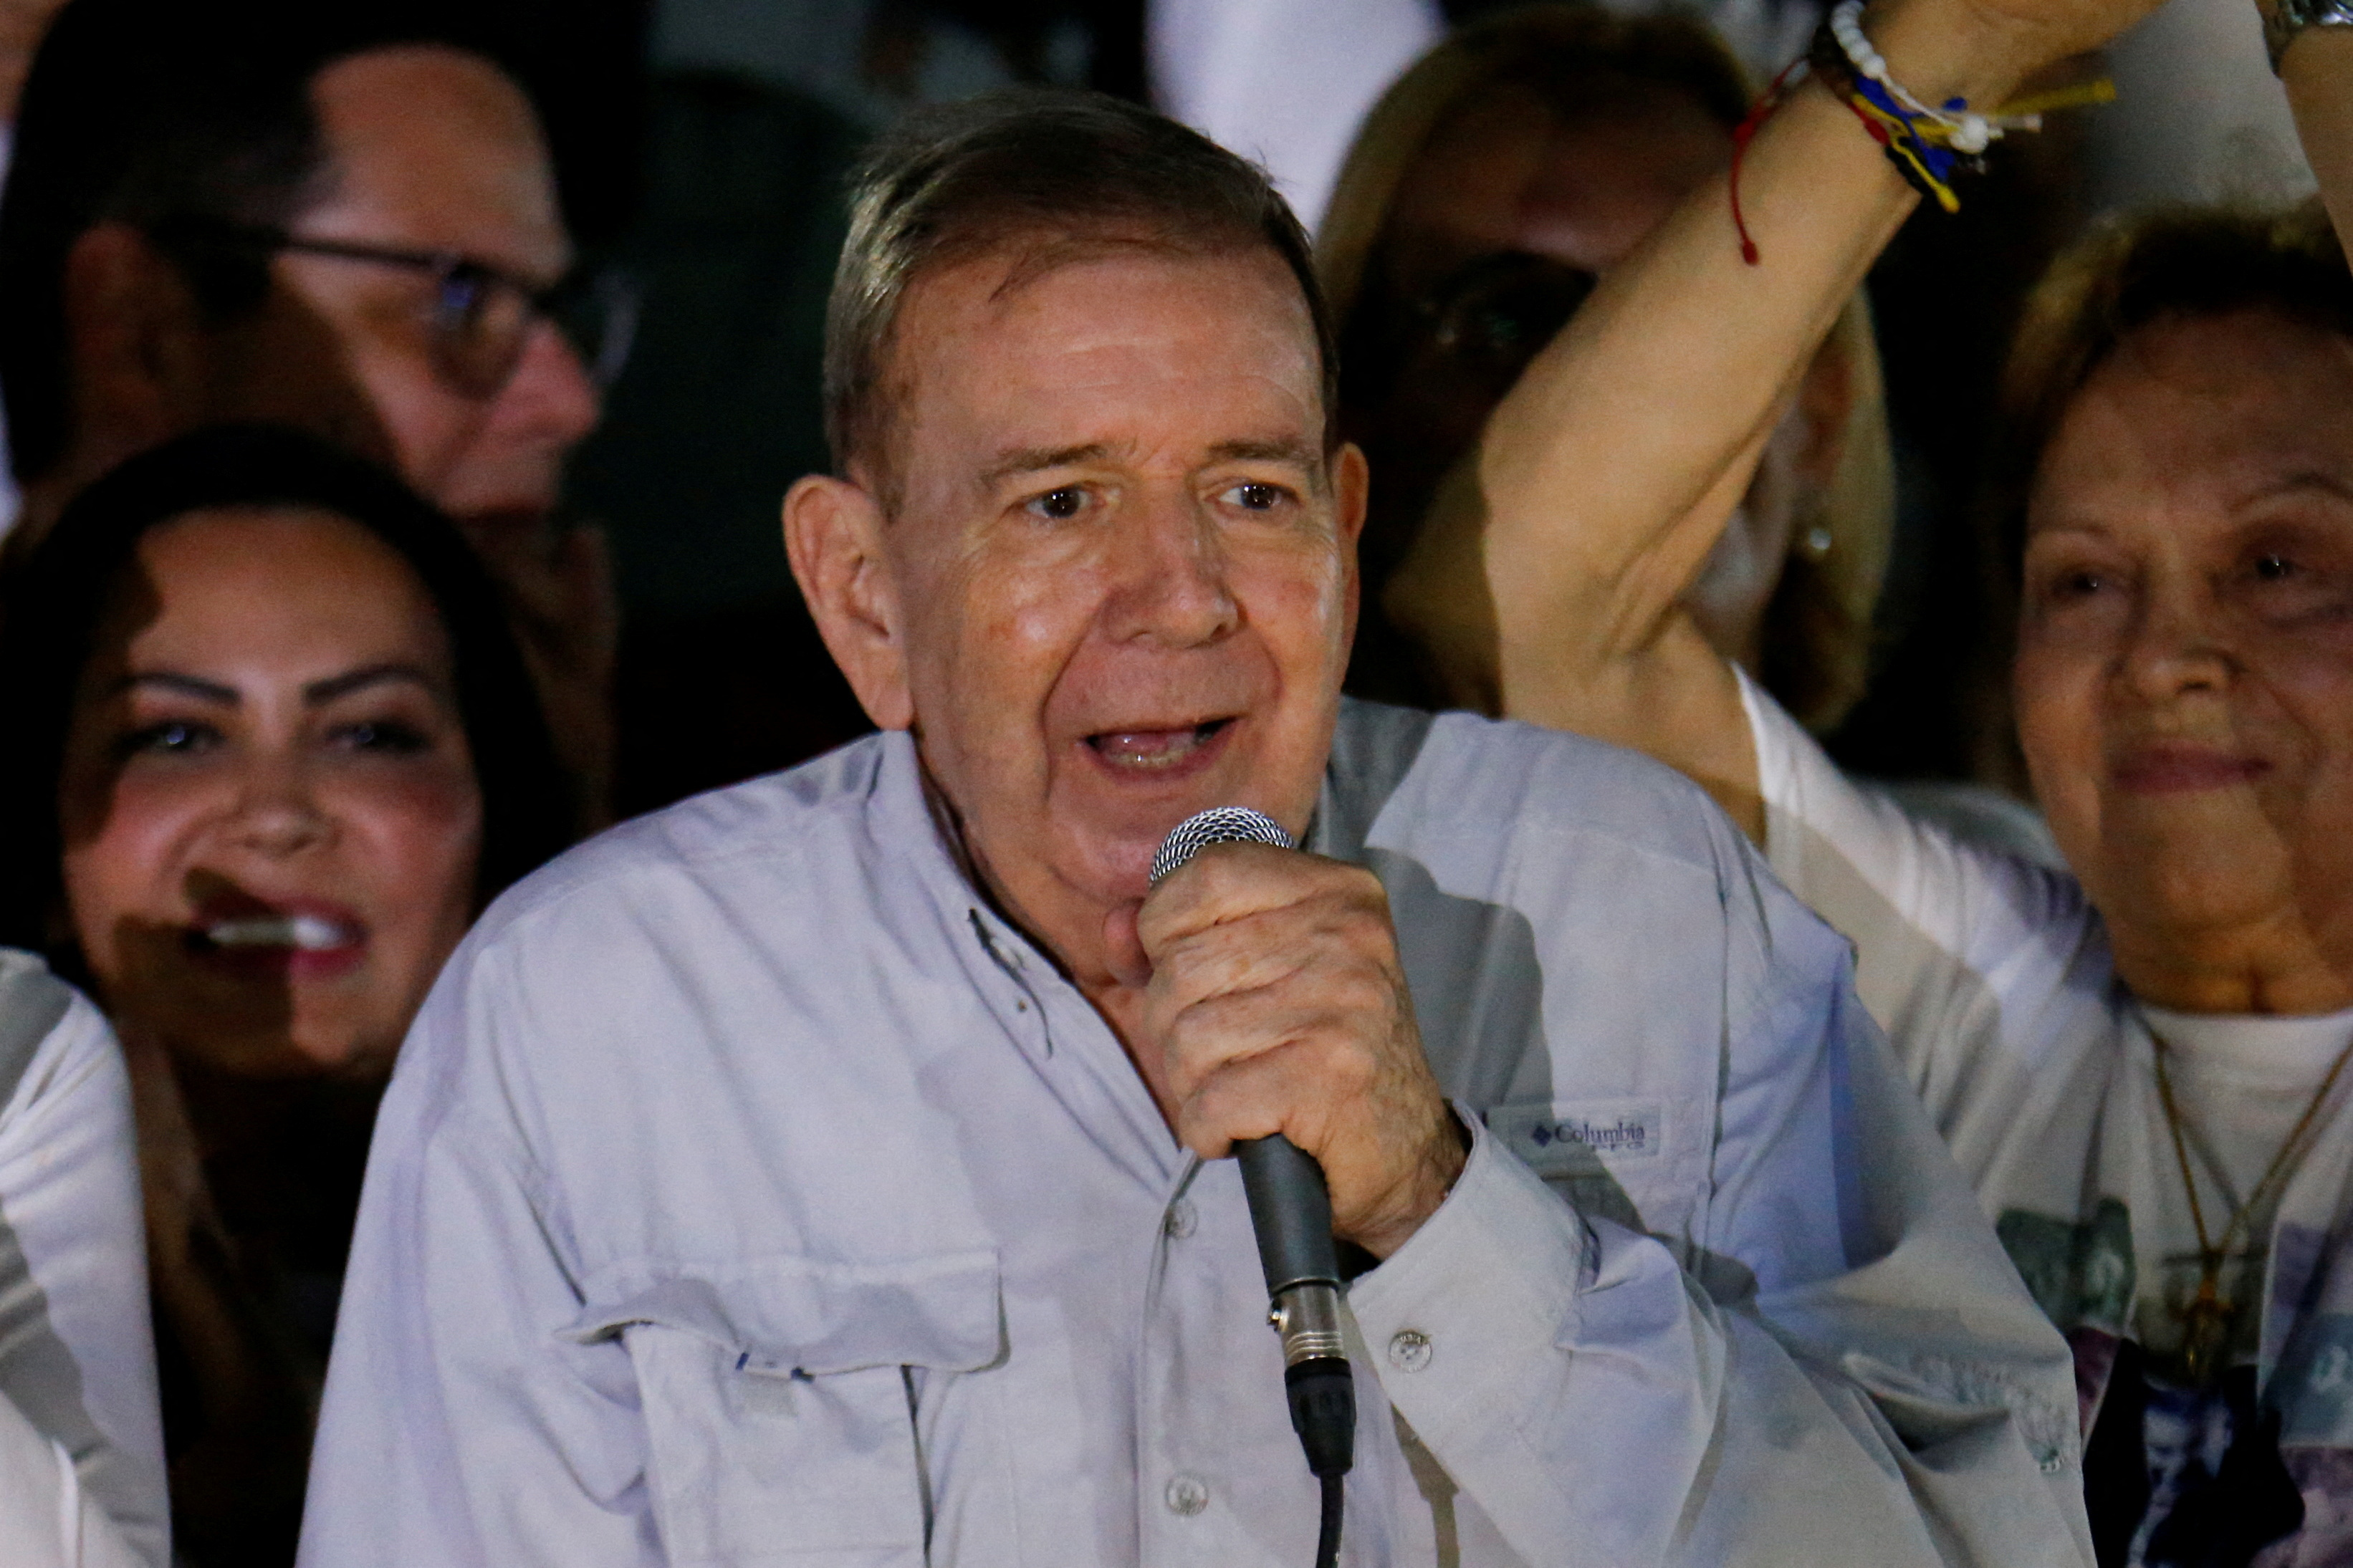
top-left (148, 215), bottom-right (640, 397)
top-left (1409, 251), bottom-right (1599, 385)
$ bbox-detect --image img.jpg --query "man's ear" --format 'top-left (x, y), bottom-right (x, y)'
top-left (1333, 441), bottom-right (1370, 550)
top-left (60, 223), bottom-right (214, 463)
top-left (1333, 441), bottom-right (1371, 640)
top-left (784, 474), bottom-right (914, 731)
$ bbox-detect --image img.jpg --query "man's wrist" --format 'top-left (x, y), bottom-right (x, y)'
top-left (1350, 1105), bottom-right (1473, 1260)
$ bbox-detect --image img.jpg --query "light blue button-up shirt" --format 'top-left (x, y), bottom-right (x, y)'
top-left (299, 701), bottom-right (2089, 1567)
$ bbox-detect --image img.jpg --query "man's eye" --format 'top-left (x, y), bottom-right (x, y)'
top-left (330, 720), bottom-right (431, 756)
top-left (434, 271), bottom-right (492, 334)
top-left (118, 721), bottom-right (218, 759)
top-left (2252, 552), bottom-right (2299, 582)
top-left (1025, 487), bottom-right (1088, 521)
top-left (1223, 482), bottom-right (1288, 512)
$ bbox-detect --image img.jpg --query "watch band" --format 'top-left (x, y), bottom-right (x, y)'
top-left (2268, 0), bottom-right (2353, 72)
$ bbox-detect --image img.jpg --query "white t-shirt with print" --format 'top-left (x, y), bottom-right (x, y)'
top-left (1741, 669), bottom-right (2353, 1564)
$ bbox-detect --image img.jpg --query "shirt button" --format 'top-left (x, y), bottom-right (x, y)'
top-left (1163, 1200), bottom-right (1197, 1238)
top-left (1164, 1474), bottom-right (1209, 1516)
top-left (1388, 1329), bottom-right (1434, 1373)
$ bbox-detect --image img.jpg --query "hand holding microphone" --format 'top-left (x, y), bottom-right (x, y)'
top-left (1142, 809), bottom-right (1467, 1564)
top-left (1142, 809), bottom-right (1465, 1261)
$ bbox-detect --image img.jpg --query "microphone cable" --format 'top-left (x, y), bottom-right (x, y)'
top-left (1316, 1471), bottom-right (1345, 1568)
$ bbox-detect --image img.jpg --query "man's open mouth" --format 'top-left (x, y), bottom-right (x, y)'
top-left (1085, 718), bottom-right (1233, 772)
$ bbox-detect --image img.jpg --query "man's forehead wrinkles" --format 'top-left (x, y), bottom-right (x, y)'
top-left (896, 251), bottom-right (1329, 506)
top-left (967, 431), bottom-right (1321, 495)
top-left (1207, 437), bottom-right (1316, 466)
top-left (980, 443), bottom-right (1114, 486)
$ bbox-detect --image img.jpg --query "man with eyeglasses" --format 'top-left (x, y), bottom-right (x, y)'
top-left (0, 0), bottom-right (631, 814)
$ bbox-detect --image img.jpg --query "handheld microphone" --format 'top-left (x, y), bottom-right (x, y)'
top-left (1151, 808), bottom-right (1356, 1557)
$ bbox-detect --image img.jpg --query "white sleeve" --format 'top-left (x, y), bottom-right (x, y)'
top-left (1349, 872), bottom-right (2092, 1567)
top-left (0, 1399), bottom-right (151, 1568)
top-left (1735, 668), bottom-right (2109, 1138)
top-left (299, 946), bottom-right (662, 1568)
top-left (0, 954), bottom-right (168, 1568)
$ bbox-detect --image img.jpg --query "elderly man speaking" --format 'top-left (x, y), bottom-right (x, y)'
top-left (299, 92), bottom-right (2085, 1567)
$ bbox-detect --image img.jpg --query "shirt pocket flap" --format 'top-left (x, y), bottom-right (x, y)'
top-left (560, 1249), bottom-right (1004, 1376)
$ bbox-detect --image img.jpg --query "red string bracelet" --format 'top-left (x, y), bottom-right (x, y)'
top-left (1729, 59), bottom-right (1806, 265)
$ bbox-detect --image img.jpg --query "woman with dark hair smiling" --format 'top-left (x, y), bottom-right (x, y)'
top-left (0, 424), bottom-right (571, 1564)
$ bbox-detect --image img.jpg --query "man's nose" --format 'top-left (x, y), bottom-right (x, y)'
top-left (1106, 494), bottom-right (1240, 647)
top-left (496, 319), bottom-right (603, 453)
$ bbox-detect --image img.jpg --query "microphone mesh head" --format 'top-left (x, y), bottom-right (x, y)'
top-left (1150, 807), bottom-right (1294, 885)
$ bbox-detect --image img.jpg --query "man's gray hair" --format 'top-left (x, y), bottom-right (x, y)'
top-left (824, 88), bottom-right (1340, 485)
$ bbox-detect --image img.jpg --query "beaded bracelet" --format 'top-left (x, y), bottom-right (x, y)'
top-left (1727, 0), bottom-right (2114, 263)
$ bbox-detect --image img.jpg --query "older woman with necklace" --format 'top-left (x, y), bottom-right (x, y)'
top-left (1375, 0), bottom-right (2353, 1556)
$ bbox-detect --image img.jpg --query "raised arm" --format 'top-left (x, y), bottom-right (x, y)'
top-left (1384, 0), bottom-right (2165, 837)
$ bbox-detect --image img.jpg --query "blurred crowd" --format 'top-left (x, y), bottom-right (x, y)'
top-left (0, 0), bottom-right (2347, 1562)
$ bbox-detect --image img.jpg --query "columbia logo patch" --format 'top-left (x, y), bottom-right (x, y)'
top-left (1490, 1099), bottom-right (1666, 1170)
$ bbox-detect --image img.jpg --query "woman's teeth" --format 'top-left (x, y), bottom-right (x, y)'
top-left (1091, 723), bottom-right (1219, 770)
top-left (206, 914), bottom-right (353, 951)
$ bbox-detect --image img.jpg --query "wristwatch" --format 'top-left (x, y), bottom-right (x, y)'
top-left (2266, 0), bottom-right (2353, 72)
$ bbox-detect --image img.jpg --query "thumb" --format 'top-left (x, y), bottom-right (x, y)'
top-left (1102, 900), bottom-right (1151, 989)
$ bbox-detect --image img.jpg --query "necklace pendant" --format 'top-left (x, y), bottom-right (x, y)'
top-left (2180, 1279), bottom-right (2233, 1387)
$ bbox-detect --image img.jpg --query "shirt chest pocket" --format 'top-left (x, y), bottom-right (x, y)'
top-left (563, 1251), bottom-right (1004, 1567)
